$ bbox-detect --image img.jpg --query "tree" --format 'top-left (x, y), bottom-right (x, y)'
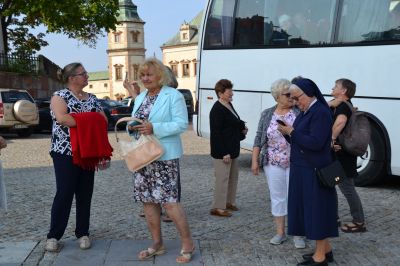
top-left (0, 0), bottom-right (119, 56)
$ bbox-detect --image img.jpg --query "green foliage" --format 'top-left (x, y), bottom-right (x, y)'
top-left (0, 0), bottom-right (119, 56)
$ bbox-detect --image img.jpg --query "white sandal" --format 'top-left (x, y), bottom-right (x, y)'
top-left (138, 245), bottom-right (166, 260)
top-left (176, 246), bottom-right (195, 264)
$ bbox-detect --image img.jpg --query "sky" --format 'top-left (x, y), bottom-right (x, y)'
top-left (37, 0), bottom-right (206, 72)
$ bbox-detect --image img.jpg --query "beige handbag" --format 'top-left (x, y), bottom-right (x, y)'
top-left (115, 117), bottom-right (164, 172)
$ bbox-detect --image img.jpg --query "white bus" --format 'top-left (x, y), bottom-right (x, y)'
top-left (195, 0), bottom-right (400, 186)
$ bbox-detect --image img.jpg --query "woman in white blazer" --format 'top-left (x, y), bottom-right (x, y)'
top-left (128, 58), bottom-right (194, 264)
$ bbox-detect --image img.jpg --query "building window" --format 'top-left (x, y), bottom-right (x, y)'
top-left (89, 84), bottom-right (93, 89)
top-left (115, 66), bottom-right (123, 81)
top-left (182, 32), bottom-right (188, 40)
top-left (113, 32), bottom-right (121, 43)
top-left (131, 31), bottom-right (139, 42)
top-left (182, 63), bottom-right (190, 77)
top-left (104, 83), bottom-right (108, 87)
top-left (193, 62), bottom-right (197, 76)
top-left (171, 64), bottom-right (178, 77)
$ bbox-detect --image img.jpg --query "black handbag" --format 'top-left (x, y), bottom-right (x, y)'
top-left (315, 160), bottom-right (346, 188)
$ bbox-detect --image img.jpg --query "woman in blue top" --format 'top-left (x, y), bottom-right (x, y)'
top-left (278, 78), bottom-right (338, 266)
top-left (128, 58), bottom-right (194, 264)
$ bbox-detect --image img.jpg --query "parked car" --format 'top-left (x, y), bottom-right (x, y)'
top-left (0, 89), bottom-right (39, 137)
top-left (99, 99), bottom-right (132, 130)
top-left (178, 89), bottom-right (194, 120)
top-left (121, 96), bottom-right (134, 111)
top-left (35, 97), bottom-right (52, 133)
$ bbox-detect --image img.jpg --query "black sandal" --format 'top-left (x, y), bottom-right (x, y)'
top-left (341, 222), bottom-right (366, 233)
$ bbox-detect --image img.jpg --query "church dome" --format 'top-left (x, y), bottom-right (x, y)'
top-left (117, 0), bottom-right (144, 23)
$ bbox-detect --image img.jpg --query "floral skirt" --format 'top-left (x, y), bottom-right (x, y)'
top-left (133, 159), bottom-right (180, 203)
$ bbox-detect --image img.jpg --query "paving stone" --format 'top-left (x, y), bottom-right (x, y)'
top-left (52, 239), bottom-right (110, 266)
top-left (1, 129), bottom-right (400, 265)
top-left (0, 241), bottom-right (37, 265)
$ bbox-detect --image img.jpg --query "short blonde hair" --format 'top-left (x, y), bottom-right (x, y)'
top-left (270, 79), bottom-right (291, 100)
top-left (138, 58), bottom-right (170, 87)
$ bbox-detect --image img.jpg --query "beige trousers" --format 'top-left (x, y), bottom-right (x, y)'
top-left (212, 158), bottom-right (239, 209)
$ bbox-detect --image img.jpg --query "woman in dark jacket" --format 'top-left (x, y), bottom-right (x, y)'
top-left (209, 79), bottom-right (248, 217)
top-left (279, 78), bottom-right (338, 266)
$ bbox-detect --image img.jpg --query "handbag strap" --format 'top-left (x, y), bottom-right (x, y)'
top-left (114, 117), bottom-right (143, 142)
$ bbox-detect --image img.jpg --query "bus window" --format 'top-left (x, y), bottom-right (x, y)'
top-left (233, 0), bottom-right (337, 47)
top-left (337, 0), bottom-right (398, 43)
top-left (204, 0), bottom-right (235, 47)
top-left (388, 1), bottom-right (400, 30)
top-left (234, 0), bottom-right (267, 46)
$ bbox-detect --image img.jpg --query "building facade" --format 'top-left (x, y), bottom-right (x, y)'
top-left (85, 2), bottom-right (203, 101)
top-left (85, 71), bottom-right (110, 99)
top-left (161, 12), bottom-right (202, 101)
top-left (85, 0), bottom-right (145, 99)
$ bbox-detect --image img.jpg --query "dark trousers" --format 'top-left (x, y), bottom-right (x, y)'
top-left (47, 153), bottom-right (95, 240)
top-left (338, 176), bottom-right (365, 223)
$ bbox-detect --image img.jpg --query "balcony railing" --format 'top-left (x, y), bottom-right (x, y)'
top-left (0, 53), bottom-right (39, 74)
top-left (0, 53), bottom-right (60, 80)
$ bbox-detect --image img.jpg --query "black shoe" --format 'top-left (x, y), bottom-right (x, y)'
top-left (297, 258), bottom-right (328, 266)
top-left (302, 251), bottom-right (334, 263)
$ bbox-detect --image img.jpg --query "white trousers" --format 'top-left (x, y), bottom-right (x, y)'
top-left (263, 164), bottom-right (290, 217)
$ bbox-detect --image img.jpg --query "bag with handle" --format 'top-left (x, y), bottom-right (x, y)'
top-left (315, 160), bottom-right (345, 188)
top-left (338, 101), bottom-right (371, 156)
top-left (115, 117), bottom-right (164, 172)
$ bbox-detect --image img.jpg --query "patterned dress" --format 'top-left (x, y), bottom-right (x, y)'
top-left (132, 95), bottom-right (180, 203)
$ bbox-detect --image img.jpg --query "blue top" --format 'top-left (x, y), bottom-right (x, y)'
top-left (130, 86), bottom-right (188, 161)
top-left (290, 101), bottom-right (333, 168)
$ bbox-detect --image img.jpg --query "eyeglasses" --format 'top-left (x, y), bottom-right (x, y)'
top-left (73, 71), bottom-right (88, 77)
top-left (290, 93), bottom-right (304, 101)
top-left (281, 93), bottom-right (291, 98)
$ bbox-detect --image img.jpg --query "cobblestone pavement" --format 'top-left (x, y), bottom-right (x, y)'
top-left (1, 128), bottom-right (400, 265)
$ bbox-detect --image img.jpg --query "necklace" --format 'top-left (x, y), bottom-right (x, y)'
top-left (70, 90), bottom-right (85, 98)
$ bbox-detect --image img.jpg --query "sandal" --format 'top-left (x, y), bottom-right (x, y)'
top-left (341, 222), bottom-right (366, 233)
top-left (210, 208), bottom-right (232, 217)
top-left (176, 246), bottom-right (195, 264)
top-left (138, 245), bottom-right (166, 260)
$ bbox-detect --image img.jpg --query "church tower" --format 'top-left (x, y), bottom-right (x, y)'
top-left (107, 0), bottom-right (145, 99)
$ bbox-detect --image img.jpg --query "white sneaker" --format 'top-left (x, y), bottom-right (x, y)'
top-left (293, 236), bottom-right (306, 249)
top-left (78, 236), bottom-right (91, 250)
top-left (269, 234), bottom-right (287, 245)
top-left (45, 238), bottom-right (58, 252)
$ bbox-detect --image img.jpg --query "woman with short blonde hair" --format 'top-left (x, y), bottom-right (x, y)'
top-left (252, 78), bottom-right (304, 248)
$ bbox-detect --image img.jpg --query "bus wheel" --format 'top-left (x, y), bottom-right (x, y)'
top-left (355, 123), bottom-right (386, 186)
